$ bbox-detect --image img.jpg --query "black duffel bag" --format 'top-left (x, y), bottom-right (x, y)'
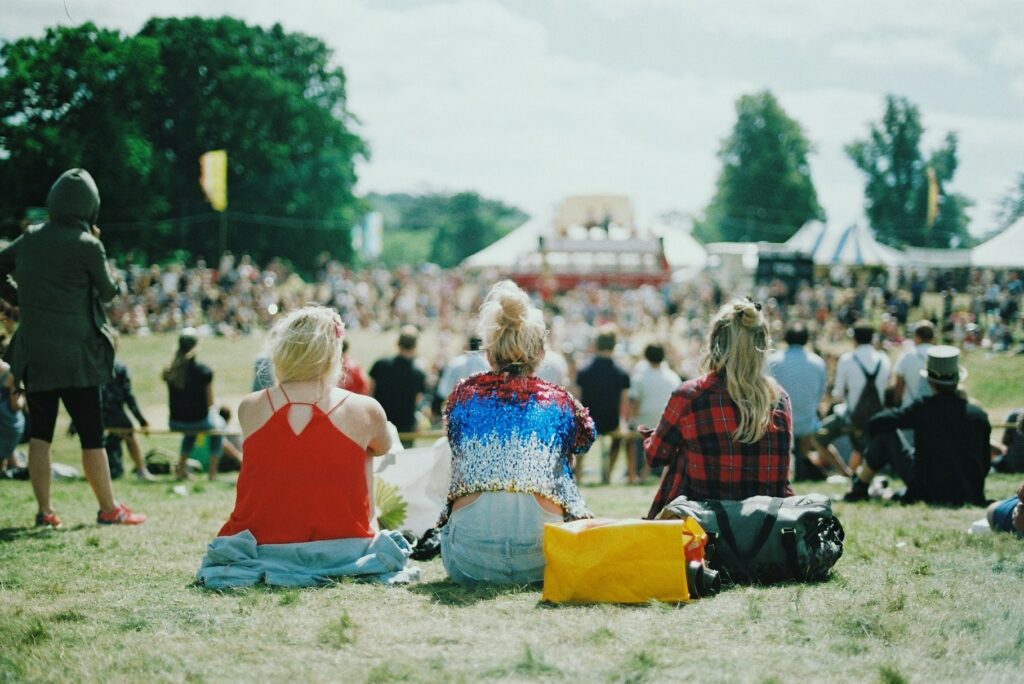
top-left (657, 493), bottom-right (844, 584)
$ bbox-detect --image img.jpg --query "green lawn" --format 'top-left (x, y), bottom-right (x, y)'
top-left (1, 332), bottom-right (1023, 682)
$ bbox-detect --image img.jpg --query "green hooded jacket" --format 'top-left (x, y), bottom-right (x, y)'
top-left (0, 168), bottom-right (118, 391)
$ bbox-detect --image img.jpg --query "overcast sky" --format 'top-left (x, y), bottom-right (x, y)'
top-left (4, 0), bottom-right (1023, 234)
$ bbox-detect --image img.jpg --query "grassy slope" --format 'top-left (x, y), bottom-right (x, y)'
top-left (1, 332), bottom-right (1022, 682)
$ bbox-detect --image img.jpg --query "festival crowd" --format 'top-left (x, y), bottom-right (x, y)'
top-left (1, 169), bottom-right (1021, 591)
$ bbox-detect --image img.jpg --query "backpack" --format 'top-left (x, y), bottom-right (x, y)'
top-left (849, 356), bottom-right (883, 430)
top-left (656, 493), bottom-right (845, 584)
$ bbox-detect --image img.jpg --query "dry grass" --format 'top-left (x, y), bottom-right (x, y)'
top-left (1, 332), bottom-right (1022, 682)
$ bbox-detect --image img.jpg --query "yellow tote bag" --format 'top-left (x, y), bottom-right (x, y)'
top-left (541, 517), bottom-right (706, 604)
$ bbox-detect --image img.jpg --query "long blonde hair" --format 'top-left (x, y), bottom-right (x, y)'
top-left (267, 305), bottom-right (345, 385)
top-left (478, 280), bottom-right (546, 375)
top-left (704, 299), bottom-right (780, 443)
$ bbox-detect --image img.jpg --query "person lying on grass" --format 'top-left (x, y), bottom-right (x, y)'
top-left (987, 481), bottom-right (1024, 536)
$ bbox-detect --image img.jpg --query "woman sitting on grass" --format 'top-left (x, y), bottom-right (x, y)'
top-left (643, 299), bottom-right (793, 518)
top-left (163, 331), bottom-right (225, 480)
top-left (219, 305), bottom-right (391, 544)
top-left (440, 280), bottom-right (595, 585)
top-left (198, 306), bottom-right (416, 588)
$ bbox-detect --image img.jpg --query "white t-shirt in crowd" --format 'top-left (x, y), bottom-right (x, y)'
top-left (629, 363), bottom-right (683, 428)
top-left (893, 342), bottom-right (933, 407)
top-left (832, 344), bottom-right (891, 409)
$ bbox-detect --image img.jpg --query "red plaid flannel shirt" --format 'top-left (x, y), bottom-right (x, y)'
top-left (644, 372), bottom-right (793, 518)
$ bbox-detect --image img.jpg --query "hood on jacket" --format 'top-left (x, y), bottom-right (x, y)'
top-left (46, 168), bottom-right (100, 229)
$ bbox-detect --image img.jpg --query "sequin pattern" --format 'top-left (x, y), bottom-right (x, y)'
top-left (440, 372), bottom-right (596, 526)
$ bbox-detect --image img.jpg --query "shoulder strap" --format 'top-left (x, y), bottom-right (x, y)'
top-left (279, 385), bottom-right (291, 403)
top-left (265, 388), bottom-right (275, 412)
top-left (851, 355), bottom-right (880, 382)
top-left (326, 390), bottom-right (352, 415)
top-left (707, 497), bottom-right (783, 561)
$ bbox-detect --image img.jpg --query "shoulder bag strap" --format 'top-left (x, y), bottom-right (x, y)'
top-left (707, 497), bottom-right (784, 560)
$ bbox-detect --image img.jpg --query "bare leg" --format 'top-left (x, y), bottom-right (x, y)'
top-left (574, 451), bottom-right (586, 482)
top-left (849, 450), bottom-right (862, 472)
top-left (176, 452), bottom-right (191, 479)
top-left (126, 434), bottom-right (146, 472)
top-left (208, 454), bottom-right (219, 481)
top-left (82, 448), bottom-right (117, 512)
top-left (28, 438), bottom-right (53, 514)
top-left (816, 439), bottom-right (853, 477)
top-left (604, 437), bottom-right (623, 484)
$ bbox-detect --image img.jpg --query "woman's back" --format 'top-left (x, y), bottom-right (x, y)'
top-left (220, 386), bottom-right (384, 544)
top-left (646, 372), bottom-right (793, 517)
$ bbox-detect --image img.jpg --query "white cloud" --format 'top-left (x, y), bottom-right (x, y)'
top-left (990, 35), bottom-right (1024, 68)
top-left (831, 38), bottom-right (975, 75)
top-left (1, 0), bottom-right (1022, 235)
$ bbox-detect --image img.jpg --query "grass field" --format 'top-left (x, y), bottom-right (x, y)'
top-left (1, 332), bottom-right (1023, 683)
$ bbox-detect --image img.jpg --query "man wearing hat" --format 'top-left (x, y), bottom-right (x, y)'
top-left (845, 346), bottom-right (990, 505)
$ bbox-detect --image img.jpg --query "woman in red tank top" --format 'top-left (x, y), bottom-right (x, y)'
top-left (218, 306), bottom-right (392, 545)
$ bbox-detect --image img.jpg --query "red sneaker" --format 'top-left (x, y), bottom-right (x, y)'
top-left (97, 504), bottom-right (147, 525)
top-left (35, 511), bottom-right (62, 529)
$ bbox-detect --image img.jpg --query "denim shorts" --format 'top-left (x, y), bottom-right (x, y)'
top-left (170, 410), bottom-right (225, 456)
top-left (990, 496), bottom-right (1021, 534)
top-left (440, 491), bottom-right (563, 586)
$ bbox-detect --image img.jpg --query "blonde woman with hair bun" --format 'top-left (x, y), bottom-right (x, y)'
top-left (643, 298), bottom-right (793, 518)
top-left (214, 305), bottom-right (397, 549)
top-left (440, 280), bottom-right (596, 585)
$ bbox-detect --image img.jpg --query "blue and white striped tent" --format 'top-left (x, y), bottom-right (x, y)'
top-left (785, 221), bottom-right (906, 267)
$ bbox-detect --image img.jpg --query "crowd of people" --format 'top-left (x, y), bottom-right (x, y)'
top-left (2, 169), bottom-right (1022, 591)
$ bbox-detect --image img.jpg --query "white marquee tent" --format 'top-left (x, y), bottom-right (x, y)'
top-left (785, 221), bottom-right (905, 267)
top-left (462, 218), bottom-right (707, 275)
top-left (971, 218), bottom-right (1024, 269)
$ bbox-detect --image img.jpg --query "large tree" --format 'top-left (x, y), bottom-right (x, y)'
top-left (846, 95), bottom-right (972, 248)
top-left (0, 18), bottom-right (367, 270)
top-left (694, 90), bottom-right (823, 244)
top-left (996, 172), bottom-right (1024, 230)
top-left (0, 24), bottom-right (165, 229)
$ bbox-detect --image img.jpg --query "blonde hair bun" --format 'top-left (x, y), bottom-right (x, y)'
top-left (736, 301), bottom-right (760, 328)
top-left (479, 280), bottom-right (546, 374)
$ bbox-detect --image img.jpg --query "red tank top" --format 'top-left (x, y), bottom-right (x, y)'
top-left (218, 388), bottom-right (374, 544)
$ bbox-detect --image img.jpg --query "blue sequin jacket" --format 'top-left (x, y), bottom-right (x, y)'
top-left (439, 372), bottom-right (596, 526)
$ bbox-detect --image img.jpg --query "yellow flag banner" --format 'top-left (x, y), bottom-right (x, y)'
top-left (199, 150), bottom-right (228, 212)
top-left (925, 166), bottom-right (939, 228)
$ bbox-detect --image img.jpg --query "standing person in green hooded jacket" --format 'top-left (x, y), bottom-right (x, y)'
top-left (0, 168), bottom-right (145, 528)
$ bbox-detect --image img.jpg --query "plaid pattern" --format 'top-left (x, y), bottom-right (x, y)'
top-left (644, 372), bottom-right (794, 518)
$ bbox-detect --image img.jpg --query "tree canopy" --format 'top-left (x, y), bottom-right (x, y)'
top-left (694, 90), bottom-right (824, 244)
top-left (846, 95), bottom-right (972, 248)
top-left (368, 191), bottom-right (528, 268)
top-left (0, 17), bottom-right (366, 270)
top-left (996, 172), bottom-right (1024, 231)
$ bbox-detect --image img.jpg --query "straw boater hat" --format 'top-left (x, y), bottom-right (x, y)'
top-left (920, 345), bottom-right (967, 386)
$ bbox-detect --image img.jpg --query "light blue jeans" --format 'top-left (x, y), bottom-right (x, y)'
top-left (440, 491), bottom-right (563, 586)
top-left (170, 410), bottom-right (226, 457)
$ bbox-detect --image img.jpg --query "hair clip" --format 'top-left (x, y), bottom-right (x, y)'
top-left (334, 320), bottom-right (344, 339)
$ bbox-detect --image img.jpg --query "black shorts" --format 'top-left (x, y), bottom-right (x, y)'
top-left (27, 386), bottom-right (104, 450)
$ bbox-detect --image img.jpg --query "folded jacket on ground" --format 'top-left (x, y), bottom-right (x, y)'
top-left (196, 529), bottom-right (421, 589)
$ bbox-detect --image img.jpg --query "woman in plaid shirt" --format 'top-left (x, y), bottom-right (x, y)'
top-left (643, 299), bottom-right (793, 518)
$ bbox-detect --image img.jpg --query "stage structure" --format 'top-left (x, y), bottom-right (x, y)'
top-left (466, 195), bottom-right (681, 291)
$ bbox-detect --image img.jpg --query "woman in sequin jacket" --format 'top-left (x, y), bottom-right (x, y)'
top-left (439, 280), bottom-right (595, 585)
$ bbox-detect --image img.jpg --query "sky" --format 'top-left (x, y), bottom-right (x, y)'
top-left (3, 0), bottom-right (1023, 235)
